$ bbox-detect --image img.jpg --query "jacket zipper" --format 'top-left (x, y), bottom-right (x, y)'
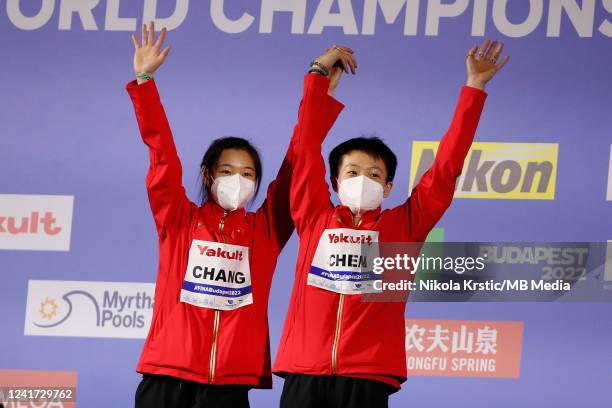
top-left (331, 215), bottom-right (362, 374)
top-left (208, 210), bottom-right (228, 384)
top-left (331, 293), bottom-right (344, 374)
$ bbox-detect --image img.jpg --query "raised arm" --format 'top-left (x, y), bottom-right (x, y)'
top-left (289, 47), bottom-right (356, 234)
top-left (253, 128), bottom-right (297, 255)
top-left (387, 39), bottom-right (510, 240)
top-left (127, 21), bottom-right (192, 239)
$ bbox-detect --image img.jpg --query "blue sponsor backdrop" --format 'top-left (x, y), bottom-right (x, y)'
top-left (1, 1), bottom-right (611, 407)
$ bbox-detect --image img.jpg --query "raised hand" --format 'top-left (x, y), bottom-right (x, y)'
top-left (466, 39), bottom-right (510, 90)
top-left (131, 21), bottom-right (170, 83)
top-left (314, 45), bottom-right (357, 97)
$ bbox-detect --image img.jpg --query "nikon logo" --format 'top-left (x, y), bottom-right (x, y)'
top-left (410, 142), bottom-right (558, 200)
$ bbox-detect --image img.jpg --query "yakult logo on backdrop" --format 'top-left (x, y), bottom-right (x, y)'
top-left (405, 319), bottom-right (524, 378)
top-left (0, 194), bottom-right (74, 251)
top-left (410, 142), bottom-right (558, 200)
top-left (25, 280), bottom-right (154, 339)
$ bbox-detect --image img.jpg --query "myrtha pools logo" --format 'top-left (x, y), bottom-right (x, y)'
top-left (25, 280), bottom-right (154, 339)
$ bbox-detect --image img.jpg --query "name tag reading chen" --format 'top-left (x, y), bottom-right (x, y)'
top-left (308, 228), bottom-right (380, 295)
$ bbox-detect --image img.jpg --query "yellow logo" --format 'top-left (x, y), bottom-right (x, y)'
top-left (410, 142), bottom-right (558, 200)
top-left (39, 298), bottom-right (58, 320)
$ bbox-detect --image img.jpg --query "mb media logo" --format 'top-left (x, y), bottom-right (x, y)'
top-left (25, 280), bottom-right (155, 339)
top-left (410, 142), bottom-right (558, 200)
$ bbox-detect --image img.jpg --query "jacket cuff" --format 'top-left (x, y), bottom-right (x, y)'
top-left (303, 73), bottom-right (345, 113)
top-left (126, 78), bottom-right (161, 106)
top-left (461, 84), bottom-right (488, 100)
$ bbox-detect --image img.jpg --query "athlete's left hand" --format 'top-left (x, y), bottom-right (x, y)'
top-left (466, 39), bottom-right (510, 91)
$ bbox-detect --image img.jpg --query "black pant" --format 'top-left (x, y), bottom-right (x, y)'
top-left (279, 374), bottom-right (396, 408)
top-left (135, 374), bottom-right (250, 408)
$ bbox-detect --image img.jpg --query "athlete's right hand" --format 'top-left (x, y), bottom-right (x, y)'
top-left (132, 21), bottom-right (170, 83)
top-left (315, 45), bottom-right (357, 97)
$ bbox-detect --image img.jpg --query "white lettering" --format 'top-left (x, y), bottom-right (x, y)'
top-left (6, 0), bottom-right (54, 30)
top-left (471, 0), bottom-right (488, 36)
top-left (143, 0), bottom-right (189, 31)
top-left (599, 0), bottom-right (612, 37)
top-left (308, 0), bottom-right (358, 35)
top-left (105, 0), bottom-right (136, 31)
top-left (58, 0), bottom-right (100, 30)
top-left (260, 0), bottom-right (306, 34)
top-left (547, 0), bottom-right (595, 37)
top-left (362, 0), bottom-right (419, 36)
top-left (492, 0), bottom-right (543, 37)
top-left (211, 0), bottom-right (254, 34)
top-left (425, 0), bottom-right (469, 36)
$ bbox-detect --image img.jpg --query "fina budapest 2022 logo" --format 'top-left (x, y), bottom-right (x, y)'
top-left (24, 280), bottom-right (154, 339)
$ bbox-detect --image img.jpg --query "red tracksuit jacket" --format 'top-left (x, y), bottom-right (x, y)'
top-left (126, 76), bottom-right (335, 388)
top-left (273, 74), bottom-right (487, 388)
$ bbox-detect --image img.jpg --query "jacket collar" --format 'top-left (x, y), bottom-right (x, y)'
top-left (200, 200), bottom-right (247, 226)
top-left (335, 205), bottom-right (381, 228)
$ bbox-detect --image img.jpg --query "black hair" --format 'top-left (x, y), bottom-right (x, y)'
top-left (198, 136), bottom-right (262, 206)
top-left (328, 136), bottom-right (398, 183)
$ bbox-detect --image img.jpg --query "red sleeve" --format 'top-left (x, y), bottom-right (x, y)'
top-left (253, 129), bottom-right (297, 255)
top-left (126, 79), bottom-right (193, 239)
top-left (385, 86), bottom-right (487, 240)
top-left (290, 74), bottom-right (345, 235)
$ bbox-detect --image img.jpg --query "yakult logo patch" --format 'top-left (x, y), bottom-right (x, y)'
top-left (197, 245), bottom-right (245, 261)
top-left (181, 240), bottom-right (253, 311)
top-left (328, 232), bottom-right (373, 244)
top-left (309, 228), bottom-right (380, 295)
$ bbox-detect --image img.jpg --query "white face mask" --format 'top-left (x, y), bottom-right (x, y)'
top-left (211, 174), bottom-right (255, 211)
top-left (338, 175), bottom-right (384, 215)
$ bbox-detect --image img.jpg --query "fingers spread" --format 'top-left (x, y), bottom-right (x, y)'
top-left (496, 55), bottom-right (510, 71)
top-left (485, 40), bottom-right (497, 60)
top-left (147, 21), bottom-right (155, 47)
top-left (160, 46), bottom-right (171, 62)
top-left (477, 39), bottom-right (490, 59)
top-left (493, 42), bottom-right (505, 61)
top-left (141, 23), bottom-right (147, 46)
top-left (131, 34), bottom-right (140, 49)
top-left (155, 27), bottom-right (167, 49)
top-left (467, 45), bottom-right (478, 58)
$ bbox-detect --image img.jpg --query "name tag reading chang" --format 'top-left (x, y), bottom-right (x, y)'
top-left (181, 240), bottom-right (252, 311)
